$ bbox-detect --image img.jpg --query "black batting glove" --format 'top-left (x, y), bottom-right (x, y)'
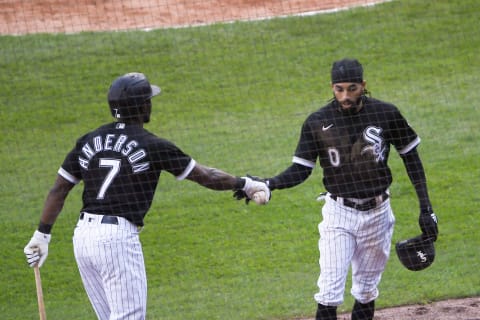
top-left (419, 207), bottom-right (438, 241)
top-left (233, 189), bottom-right (249, 203)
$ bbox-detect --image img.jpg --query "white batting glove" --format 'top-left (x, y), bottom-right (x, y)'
top-left (242, 176), bottom-right (271, 204)
top-left (24, 230), bottom-right (51, 268)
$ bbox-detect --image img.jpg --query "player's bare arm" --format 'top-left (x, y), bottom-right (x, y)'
top-left (188, 163), bottom-right (271, 203)
top-left (186, 163), bottom-right (244, 190)
top-left (37, 175), bottom-right (75, 231)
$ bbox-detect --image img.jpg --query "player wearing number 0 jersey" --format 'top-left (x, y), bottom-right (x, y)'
top-left (297, 93), bottom-right (418, 199)
top-left (23, 72), bottom-right (270, 320)
top-left (261, 59), bottom-right (438, 320)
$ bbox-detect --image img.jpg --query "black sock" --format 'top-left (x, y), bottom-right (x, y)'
top-left (316, 303), bottom-right (337, 320)
top-left (351, 300), bottom-right (375, 320)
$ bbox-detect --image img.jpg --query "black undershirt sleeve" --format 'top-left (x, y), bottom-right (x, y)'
top-left (400, 147), bottom-right (432, 212)
top-left (267, 163), bottom-right (313, 190)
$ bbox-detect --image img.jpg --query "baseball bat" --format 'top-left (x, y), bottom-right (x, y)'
top-left (34, 265), bottom-right (47, 320)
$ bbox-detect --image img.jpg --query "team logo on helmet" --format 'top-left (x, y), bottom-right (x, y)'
top-left (416, 250), bottom-right (427, 263)
top-left (396, 235), bottom-right (435, 271)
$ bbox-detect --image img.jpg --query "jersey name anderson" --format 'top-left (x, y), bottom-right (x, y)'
top-left (78, 133), bottom-right (149, 173)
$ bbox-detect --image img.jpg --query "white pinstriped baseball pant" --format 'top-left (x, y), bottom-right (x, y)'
top-left (314, 194), bottom-right (395, 306)
top-left (73, 212), bottom-right (146, 320)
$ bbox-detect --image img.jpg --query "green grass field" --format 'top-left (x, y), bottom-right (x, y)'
top-left (1, 0), bottom-right (479, 319)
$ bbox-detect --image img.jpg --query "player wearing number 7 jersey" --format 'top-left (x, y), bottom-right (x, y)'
top-left (23, 72), bottom-right (269, 320)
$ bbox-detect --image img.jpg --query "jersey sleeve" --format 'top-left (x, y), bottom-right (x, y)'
top-left (175, 159), bottom-right (196, 181)
top-left (150, 138), bottom-right (194, 178)
top-left (293, 115), bottom-right (318, 168)
top-left (389, 107), bottom-right (421, 155)
top-left (59, 143), bottom-right (83, 184)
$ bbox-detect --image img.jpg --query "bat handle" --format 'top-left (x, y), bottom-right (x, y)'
top-left (34, 265), bottom-right (47, 320)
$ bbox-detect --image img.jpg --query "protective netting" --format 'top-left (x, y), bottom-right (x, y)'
top-left (2, 1), bottom-right (479, 319)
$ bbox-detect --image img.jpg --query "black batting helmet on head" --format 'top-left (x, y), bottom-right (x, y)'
top-left (395, 235), bottom-right (435, 271)
top-left (108, 72), bottom-right (161, 120)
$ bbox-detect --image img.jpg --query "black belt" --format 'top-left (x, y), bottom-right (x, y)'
top-left (330, 192), bottom-right (389, 211)
top-left (79, 213), bottom-right (118, 225)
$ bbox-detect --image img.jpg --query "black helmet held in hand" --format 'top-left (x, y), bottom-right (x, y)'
top-left (395, 235), bottom-right (435, 271)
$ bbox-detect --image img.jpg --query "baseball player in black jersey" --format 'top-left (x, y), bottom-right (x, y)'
top-left (23, 72), bottom-right (270, 320)
top-left (237, 59), bottom-right (438, 320)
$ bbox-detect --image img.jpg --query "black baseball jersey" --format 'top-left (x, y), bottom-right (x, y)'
top-left (294, 97), bottom-right (420, 198)
top-left (58, 122), bottom-right (194, 226)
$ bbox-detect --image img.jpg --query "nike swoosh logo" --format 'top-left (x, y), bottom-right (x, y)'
top-left (322, 124), bottom-right (334, 131)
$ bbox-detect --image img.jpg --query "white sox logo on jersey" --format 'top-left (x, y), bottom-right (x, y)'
top-left (363, 126), bottom-right (386, 162)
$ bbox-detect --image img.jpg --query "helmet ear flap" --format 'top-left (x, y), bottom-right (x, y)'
top-left (395, 235), bottom-right (435, 271)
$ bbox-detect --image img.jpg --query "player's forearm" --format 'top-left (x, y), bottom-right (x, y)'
top-left (412, 181), bottom-right (432, 212)
top-left (38, 176), bottom-right (74, 233)
top-left (401, 148), bottom-right (432, 210)
top-left (201, 169), bottom-right (244, 190)
top-left (267, 163), bottom-right (312, 190)
top-left (187, 164), bottom-right (245, 190)
top-left (40, 193), bottom-right (66, 225)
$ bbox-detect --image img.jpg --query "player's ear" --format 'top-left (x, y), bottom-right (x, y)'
top-left (141, 100), bottom-right (152, 113)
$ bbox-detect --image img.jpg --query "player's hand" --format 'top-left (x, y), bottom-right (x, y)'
top-left (234, 175), bottom-right (271, 204)
top-left (24, 231), bottom-right (51, 268)
top-left (418, 208), bottom-right (438, 241)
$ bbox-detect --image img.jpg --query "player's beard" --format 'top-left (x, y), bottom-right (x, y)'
top-left (337, 97), bottom-right (363, 115)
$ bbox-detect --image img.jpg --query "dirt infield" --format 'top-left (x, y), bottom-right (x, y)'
top-left (1, 0), bottom-right (387, 35)
top-left (1, 0), bottom-right (479, 319)
top-left (330, 297), bottom-right (480, 320)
